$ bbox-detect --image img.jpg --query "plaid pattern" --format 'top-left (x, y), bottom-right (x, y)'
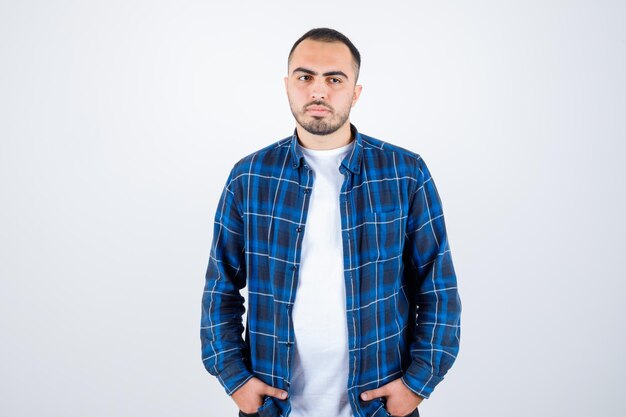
top-left (200, 123), bottom-right (461, 417)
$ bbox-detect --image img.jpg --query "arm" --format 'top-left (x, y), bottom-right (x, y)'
top-left (200, 167), bottom-right (253, 395)
top-left (400, 156), bottom-right (462, 399)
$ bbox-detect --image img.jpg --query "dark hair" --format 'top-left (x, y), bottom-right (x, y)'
top-left (288, 28), bottom-right (361, 83)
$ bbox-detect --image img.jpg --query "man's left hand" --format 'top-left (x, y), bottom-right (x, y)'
top-left (360, 378), bottom-right (424, 416)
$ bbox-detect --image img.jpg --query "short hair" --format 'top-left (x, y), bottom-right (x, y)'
top-left (288, 27), bottom-right (361, 83)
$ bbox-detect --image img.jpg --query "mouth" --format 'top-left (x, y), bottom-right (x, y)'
top-left (306, 106), bottom-right (331, 116)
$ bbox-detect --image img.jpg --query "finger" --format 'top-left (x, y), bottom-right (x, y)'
top-left (360, 386), bottom-right (387, 401)
top-left (262, 384), bottom-right (289, 400)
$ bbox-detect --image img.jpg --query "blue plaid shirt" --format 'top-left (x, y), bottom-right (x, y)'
top-left (201, 123), bottom-right (461, 417)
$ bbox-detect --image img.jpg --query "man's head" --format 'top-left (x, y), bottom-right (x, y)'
top-left (284, 28), bottom-right (363, 137)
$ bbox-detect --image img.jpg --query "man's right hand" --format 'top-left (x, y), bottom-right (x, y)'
top-left (231, 377), bottom-right (289, 414)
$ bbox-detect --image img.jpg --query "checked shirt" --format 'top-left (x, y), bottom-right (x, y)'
top-left (200, 123), bottom-right (461, 417)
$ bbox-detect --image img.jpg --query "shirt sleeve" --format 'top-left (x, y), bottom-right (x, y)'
top-left (400, 156), bottom-right (462, 399)
top-left (200, 166), bottom-right (254, 395)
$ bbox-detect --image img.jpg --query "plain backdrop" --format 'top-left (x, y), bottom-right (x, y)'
top-left (1, 1), bottom-right (625, 416)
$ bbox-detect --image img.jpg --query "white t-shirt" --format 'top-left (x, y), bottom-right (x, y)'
top-left (289, 139), bottom-right (355, 417)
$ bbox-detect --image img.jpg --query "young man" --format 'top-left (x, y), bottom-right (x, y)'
top-left (201, 28), bottom-right (461, 417)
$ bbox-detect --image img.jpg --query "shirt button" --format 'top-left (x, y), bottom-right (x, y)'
top-left (296, 227), bottom-right (302, 233)
top-left (304, 188), bottom-right (311, 194)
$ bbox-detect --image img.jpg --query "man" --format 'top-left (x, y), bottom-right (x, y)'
top-left (201, 28), bottom-right (461, 417)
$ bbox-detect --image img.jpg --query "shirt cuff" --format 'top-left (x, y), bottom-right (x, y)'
top-left (216, 360), bottom-right (255, 396)
top-left (401, 360), bottom-right (445, 399)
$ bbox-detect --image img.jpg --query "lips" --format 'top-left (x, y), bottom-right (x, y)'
top-left (307, 105), bottom-right (330, 111)
top-left (306, 105), bottom-right (331, 116)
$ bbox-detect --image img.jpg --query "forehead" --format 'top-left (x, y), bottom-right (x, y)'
top-left (289, 39), bottom-right (355, 75)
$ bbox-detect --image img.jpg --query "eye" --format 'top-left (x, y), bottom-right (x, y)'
top-left (329, 77), bottom-right (341, 84)
top-left (298, 75), bottom-right (311, 81)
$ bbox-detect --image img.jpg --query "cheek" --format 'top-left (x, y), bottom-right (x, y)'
top-left (341, 92), bottom-right (356, 108)
top-left (288, 89), bottom-right (308, 105)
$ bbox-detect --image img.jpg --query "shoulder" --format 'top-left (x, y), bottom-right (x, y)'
top-left (359, 132), bottom-right (428, 178)
top-left (225, 134), bottom-right (293, 187)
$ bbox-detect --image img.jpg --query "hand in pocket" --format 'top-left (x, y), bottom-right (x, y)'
top-left (360, 378), bottom-right (423, 417)
top-left (231, 377), bottom-right (288, 414)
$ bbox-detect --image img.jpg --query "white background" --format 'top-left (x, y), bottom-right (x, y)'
top-left (1, 1), bottom-right (625, 416)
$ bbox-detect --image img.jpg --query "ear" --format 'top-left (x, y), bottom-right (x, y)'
top-left (351, 84), bottom-right (363, 107)
top-left (283, 76), bottom-right (289, 93)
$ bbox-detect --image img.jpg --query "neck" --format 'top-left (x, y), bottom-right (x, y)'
top-left (295, 121), bottom-right (353, 150)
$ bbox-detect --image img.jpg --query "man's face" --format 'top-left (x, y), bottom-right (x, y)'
top-left (284, 39), bottom-right (362, 136)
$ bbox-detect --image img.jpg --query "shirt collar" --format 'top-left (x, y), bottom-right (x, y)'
top-left (290, 122), bottom-right (363, 174)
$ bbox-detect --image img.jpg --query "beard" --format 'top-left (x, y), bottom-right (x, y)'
top-left (289, 100), bottom-right (351, 136)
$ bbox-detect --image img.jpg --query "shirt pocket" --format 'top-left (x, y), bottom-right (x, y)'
top-left (362, 208), bottom-right (405, 263)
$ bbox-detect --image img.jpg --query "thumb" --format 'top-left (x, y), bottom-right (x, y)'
top-left (360, 386), bottom-right (387, 401)
top-left (262, 383), bottom-right (289, 400)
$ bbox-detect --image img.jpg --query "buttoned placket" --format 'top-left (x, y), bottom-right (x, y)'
top-left (283, 160), bottom-right (314, 402)
top-left (339, 164), bottom-right (365, 417)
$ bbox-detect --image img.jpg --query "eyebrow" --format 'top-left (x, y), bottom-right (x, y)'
top-left (292, 67), bottom-right (349, 80)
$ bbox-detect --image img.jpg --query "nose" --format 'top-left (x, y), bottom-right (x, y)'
top-left (310, 78), bottom-right (328, 100)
